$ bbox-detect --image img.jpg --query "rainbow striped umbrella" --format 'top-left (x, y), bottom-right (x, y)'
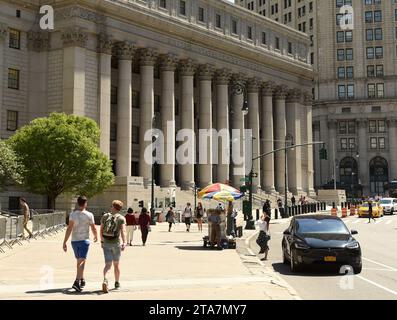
top-left (198, 183), bottom-right (243, 202)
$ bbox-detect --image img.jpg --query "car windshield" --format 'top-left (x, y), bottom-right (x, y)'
top-left (380, 200), bottom-right (392, 205)
top-left (296, 219), bottom-right (349, 234)
top-left (361, 203), bottom-right (369, 208)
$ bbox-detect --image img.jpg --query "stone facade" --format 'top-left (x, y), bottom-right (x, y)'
top-left (0, 0), bottom-right (314, 210)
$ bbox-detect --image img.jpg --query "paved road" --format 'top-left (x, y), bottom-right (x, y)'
top-left (249, 213), bottom-right (397, 300)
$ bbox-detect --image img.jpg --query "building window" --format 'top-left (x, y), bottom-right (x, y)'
top-left (377, 83), bottom-right (384, 98)
top-left (347, 84), bottom-right (354, 98)
top-left (232, 19), bottom-right (238, 34)
top-left (198, 7), bottom-right (205, 22)
top-left (339, 121), bottom-right (347, 134)
top-left (367, 47), bottom-right (374, 59)
top-left (216, 14), bottom-right (222, 28)
top-left (337, 49), bottom-right (345, 61)
top-left (9, 29), bottom-right (20, 49)
top-left (261, 32), bottom-right (267, 44)
top-left (376, 65), bottom-right (383, 77)
top-left (346, 48), bottom-right (353, 60)
top-left (346, 66), bottom-right (354, 79)
top-left (378, 120), bottom-right (386, 133)
top-left (369, 120), bottom-right (377, 133)
top-left (338, 67), bottom-right (345, 79)
top-left (275, 37), bottom-right (280, 50)
top-left (367, 65), bottom-right (375, 77)
top-left (132, 126), bottom-right (139, 144)
top-left (338, 85), bottom-right (346, 99)
top-left (342, 107), bottom-right (351, 113)
top-left (131, 161), bottom-right (139, 176)
top-left (340, 138), bottom-right (348, 150)
top-left (247, 26), bottom-right (253, 40)
top-left (132, 90), bottom-right (140, 109)
top-left (179, 0), bottom-right (186, 16)
top-left (6, 110), bottom-right (18, 131)
top-left (378, 137), bottom-right (385, 149)
top-left (370, 137), bottom-right (378, 149)
top-left (159, 0), bottom-right (167, 9)
top-left (368, 84), bottom-right (376, 98)
top-left (375, 46), bottom-right (383, 59)
top-left (288, 42), bottom-right (293, 54)
top-left (8, 68), bottom-right (19, 89)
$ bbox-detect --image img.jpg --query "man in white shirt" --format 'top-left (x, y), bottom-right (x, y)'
top-left (63, 196), bottom-right (97, 292)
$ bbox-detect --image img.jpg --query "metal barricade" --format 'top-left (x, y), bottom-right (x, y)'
top-left (0, 216), bottom-right (12, 252)
top-left (37, 214), bottom-right (48, 238)
top-left (32, 215), bottom-right (40, 239)
top-left (46, 214), bottom-right (55, 234)
top-left (11, 216), bottom-right (25, 246)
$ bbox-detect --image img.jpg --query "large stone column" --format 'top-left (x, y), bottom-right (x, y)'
top-left (159, 54), bottom-right (177, 187)
top-left (198, 64), bottom-right (215, 188)
top-left (274, 85), bottom-right (288, 194)
top-left (115, 42), bottom-right (134, 177)
top-left (357, 119), bottom-right (369, 195)
top-left (304, 92), bottom-right (316, 196)
top-left (139, 48), bottom-right (158, 184)
top-left (215, 69), bottom-right (231, 184)
top-left (388, 119), bottom-right (397, 180)
top-left (230, 74), bottom-right (246, 188)
top-left (0, 26), bottom-right (5, 134)
top-left (61, 27), bottom-right (87, 116)
top-left (247, 78), bottom-right (261, 192)
top-left (97, 35), bottom-right (113, 157)
top-left (286, 88), bottom-right (303, 195)
top-left (179, 59), bottom-right (196, 190)
top-left (261, 81), bottom-right (276, 193)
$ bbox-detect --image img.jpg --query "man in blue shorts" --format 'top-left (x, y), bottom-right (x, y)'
top-left (63, 196), bottom-right (97, 292)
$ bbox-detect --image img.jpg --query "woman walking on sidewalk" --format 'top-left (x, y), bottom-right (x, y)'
top-left (256, 214), bottom-right (270, 261)
top-left (138, 208), bottom-right (151, 246)
top-left (166, 207), bottom-right (175, 232)
top-left (125, 208), bottom-right (137, 246)
top-left (196, 202), bottom-right (205, 232)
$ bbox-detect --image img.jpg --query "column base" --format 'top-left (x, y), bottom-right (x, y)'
top-left (180, 181), bottom-right (195, 191)
top-left (160, 180), bottom-right (177, 188)
top-left (289, 188), bottom-right (304, 196)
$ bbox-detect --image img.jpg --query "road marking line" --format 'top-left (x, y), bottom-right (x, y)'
top-left (375, 220), bottom-right (382, 224)
top-left (356, 275), bottom-right (397, 297)
top-left (363, 257), bottom-right (397, 271)
top-left (352, 219), bottom-right (361, 224)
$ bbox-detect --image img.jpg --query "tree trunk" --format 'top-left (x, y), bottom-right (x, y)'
top-left (47, 195), bottom-right (56, 210)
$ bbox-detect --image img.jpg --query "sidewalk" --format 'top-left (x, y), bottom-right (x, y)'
top-left (0, 222), bottom-right (298, 300)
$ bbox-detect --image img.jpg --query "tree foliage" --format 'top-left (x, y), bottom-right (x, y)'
top-left (9, 113), bottom-right (115, 208)
top-left (0, 140), bottom-right (23, 191)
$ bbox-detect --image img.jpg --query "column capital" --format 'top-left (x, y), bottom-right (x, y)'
top-left (327, 119), bottom-right (338, 129)
top-left (159, 54), bottom-right (177, 71)
top-left (357, 118), bottom-right (368, 128)
top-left (61, 27), bottom-right (88, 48)
top-left (286, 88), bottom-right (302, 103)
top-left (247, 77), bottom-right (261, 93)
top-left (215, 68), bottom-right (231, 85)
top-left (274, 85), bottom-right (289, 100)
top-left (97, 34), bottom-right (113, 55)
top-left (303, 90), bottom-right (313, 106)
top-left (138, 47), bottom-right (158, 66)
top-left (114, 41), bottom-right (135, 60)
top-left (179, 58), bottom-right (196, 76)
top-left (386, 118), bottom-right (397, 127)
top-left (27, 31), bottom-right (50, 52)
top-left (198, 64), bottom-right (215, 81)
top-left (0, 24), bottom-right (7, 42)
top-left (231, 73), bottom-right (247, 86)
top-left (261, 81), bottom-right (276, 96)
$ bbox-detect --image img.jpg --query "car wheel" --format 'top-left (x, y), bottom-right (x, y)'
top-left (290, 250), bottom-right (300, 272)
top-left (353, 265), bottom-right (362, 274)
top-left (283, 250), bottom-right (289, 265)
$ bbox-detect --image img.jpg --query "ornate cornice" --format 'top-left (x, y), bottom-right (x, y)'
top-left (231, 73), bottom-right (246, 86)
top-left (61, 27), bottom-right (88, 48)
top-left (27, 31), bottom-right (50, 52)
top-left (261, 81), bottom-right (276, 96)
top-left (247, 78), bottom-right (260, 93)
top-left (159, 54), bottom-right (177, 72)
top-left (138, 47), bottom-right (158, 66)
top-left (286, 88), bottom-right (302, 103)
top-left (274, 85), bottom-right (289, 100)
top-left (215, 68), bottom-right (231, 85)
top-left (97, 34), bottom-right (113, 55)
top-left (114, 41), bottom-right (135, 60)
top-left (179, 58), bottom-right (196, 76)
top-left (198, 64), bottom-right (215, 81)
top-left (55, 6), bottom-right (105, 24)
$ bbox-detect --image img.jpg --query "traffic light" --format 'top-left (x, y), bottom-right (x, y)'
top-left (240, 185), bottom-right (247, 193)
top-left (171, 201), bottom-right (176, 208)
top-left (138, 200), bottom-right (144, 208)
top-left (319, 147), bottom-right (328, 160)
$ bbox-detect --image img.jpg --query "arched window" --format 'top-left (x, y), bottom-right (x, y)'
top-left (369, 157), bottom-right (389, 195)
top-left (339, 157), bottom-right (358, 187)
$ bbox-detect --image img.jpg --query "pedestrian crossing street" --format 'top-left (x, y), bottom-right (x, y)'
top-left (274, 215), bottom-right (397, 226)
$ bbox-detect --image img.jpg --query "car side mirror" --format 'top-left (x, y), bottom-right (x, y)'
top-left (351, 230), bottom-right (358, 235)
top-left (283, 230), bottom-right (290, 235)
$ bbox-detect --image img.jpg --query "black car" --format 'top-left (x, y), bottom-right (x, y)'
top-left (282, 215), bottom-right (362, 274)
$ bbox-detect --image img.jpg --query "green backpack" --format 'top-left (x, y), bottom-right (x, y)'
top-left (102, 213), bottom-right (121, 240)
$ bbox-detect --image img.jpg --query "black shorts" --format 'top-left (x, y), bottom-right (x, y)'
top-left (184, 217), bottom-right (191, 225)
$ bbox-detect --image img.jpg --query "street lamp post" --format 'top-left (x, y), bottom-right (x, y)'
top-left (150, 116), bottom-right (157, 226)
top-left (284, 134), bottom-right (294, 216)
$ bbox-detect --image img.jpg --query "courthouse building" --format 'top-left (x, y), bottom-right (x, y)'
top-left (237, 0), bottom-right (397, 198)
top-left (0, 0), bottom-right (314, 210)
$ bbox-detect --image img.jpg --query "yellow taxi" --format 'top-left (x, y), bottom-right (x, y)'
top-left (358, 202), bottom-right (384, 218)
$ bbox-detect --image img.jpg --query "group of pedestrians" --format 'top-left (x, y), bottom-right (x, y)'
top-left (165, 202), bottom-right (207, 233)
top-left (62, 196), bottom-right (152, 294)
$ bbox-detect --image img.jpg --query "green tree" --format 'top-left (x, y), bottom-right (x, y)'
top-left (0, 140), bottom-right (23, 191)
top-left (9, 113), bottom-right (115, 208)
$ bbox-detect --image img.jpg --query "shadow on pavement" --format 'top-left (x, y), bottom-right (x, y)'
top-left (175, 246), bottom-right (223, 251)
top-left (25, 288), bottom-right (104, 295)
top-left (272, 262), bottom-right (344, 277)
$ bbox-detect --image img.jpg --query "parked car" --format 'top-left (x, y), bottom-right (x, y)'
top-left (282, 215), bottom-right (362, 274)
top-left (358, 202), bottom-right (383, 218)
top-left (379, 198), bottom-right (397, 215)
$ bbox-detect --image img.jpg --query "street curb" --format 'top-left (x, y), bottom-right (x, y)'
top-left (243, 231), bottom-right (302, 300)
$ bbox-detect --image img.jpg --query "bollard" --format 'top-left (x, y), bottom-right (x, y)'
top-left (256, 209), bottom-right (260, 221)
top-left (275, 208), bottom-right (279, 220)
top-left (292, 206), bottom-right (296, 216)
top-left (341, 207), bottom-right (348, 218)
top-left (350, 205), bottom-right (356, 216)
top-left (298, 205), bottom-right (301, 215)
top-left (289, 206), bottom-right (292, 216)
top-left (347, 202), bottom-right (351, 209)
top-left (331, 207), bottom-right (338, 216)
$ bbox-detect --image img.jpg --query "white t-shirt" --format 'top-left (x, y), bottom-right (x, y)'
top-left (183, 207), bottom-right (192, 218)
top-left (69, 210), bottom-right (94, 241)
top-left (256, 219), bottom-right (268, 234)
